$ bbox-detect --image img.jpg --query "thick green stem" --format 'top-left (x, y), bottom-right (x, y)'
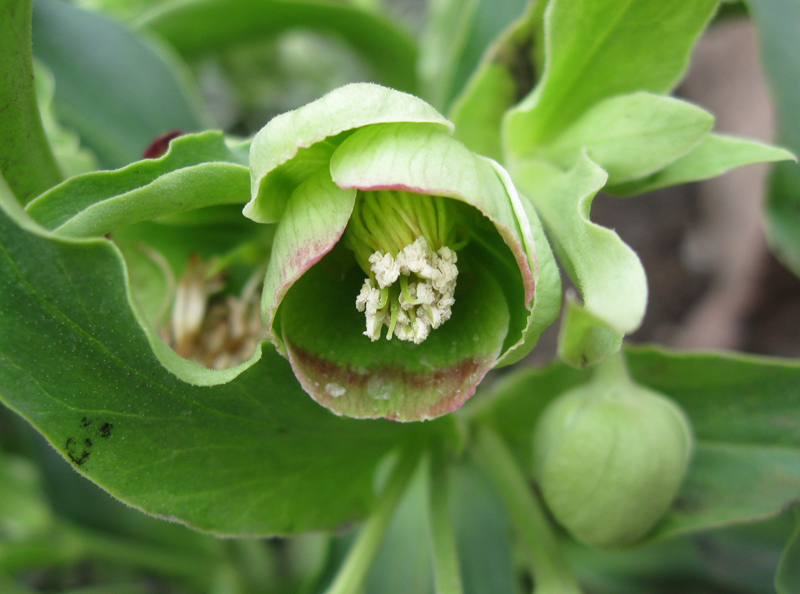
top-left (0, 0), bottom-right (63, 204)
top-left (590, 350), bottom-right (630, 386)
top-left (325, 451), bottom-right (418, 594)
top-left (427, 452), bottom-right (464, 594)
top-left (473, 427), bottom-right (582, 594)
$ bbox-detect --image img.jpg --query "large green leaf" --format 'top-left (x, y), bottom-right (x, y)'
top-left (0, 0), bottom-right (62, 203)
top-left (0, 196), bottom-right (448, 536)
top-left (504, 0), bottom-right (717, 154)
top-left (748, 0), bottom-right (800, 277)
top-left (32, 0), bottom-right (210, 169)
top-left (26, 131), bottom-right (249, 238)
top-left (477, 346), bottom-right (800, 541)
top-left (138, 0), bottom-right (419, 93)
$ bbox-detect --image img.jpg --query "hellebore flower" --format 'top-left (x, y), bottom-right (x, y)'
top-left (245, 83), bottom-right (557, 421)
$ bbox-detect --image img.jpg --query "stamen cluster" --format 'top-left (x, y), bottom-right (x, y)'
top-left (356, 237), bottom-right (457, 343)
top-left (344, 190), bottom-right (462, 344)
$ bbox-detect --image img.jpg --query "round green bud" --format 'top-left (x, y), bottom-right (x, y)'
top-left (533, 356), bottom-right (693, 548)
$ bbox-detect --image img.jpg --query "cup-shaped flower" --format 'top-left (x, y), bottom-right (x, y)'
top-left (245, 83), bottom-right (557, 421)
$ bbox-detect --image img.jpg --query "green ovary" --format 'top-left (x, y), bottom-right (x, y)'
top-left (342, 190), bottom-right (464, 344)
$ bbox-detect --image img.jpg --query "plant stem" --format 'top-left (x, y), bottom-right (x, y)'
top-left (473, 427), bottom-right (582, 594)
top-left (427, 451), bottom-right (464, 594)
top-left (324, 450), bottom-right (418, 594)
top-left (590, 350), bottom-right (630, 385)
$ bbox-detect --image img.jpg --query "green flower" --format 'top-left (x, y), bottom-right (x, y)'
top-left (245, 83), bottom-right (559, 421)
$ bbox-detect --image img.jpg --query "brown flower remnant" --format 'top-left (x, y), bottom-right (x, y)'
top-left (161, 255), bottom-right (268, 369)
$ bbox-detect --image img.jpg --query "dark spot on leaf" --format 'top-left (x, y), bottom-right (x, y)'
top-left (65, 436), bottom-right (91, 467)
top-left (85, 438), bottom-right (93, 447)
top-left (98, 423), bottom-right (113, 438)
top-left (81, 417), bottom-right (92, 427)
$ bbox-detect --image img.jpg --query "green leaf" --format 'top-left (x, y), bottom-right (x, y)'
top-left (512, 154), bottom-right (646, 366)
top-left (748, 0), bottom-right (800, 277)
top-left (419, 0), bottom-right (479, 112)
top-left (608, 133), bottom-right (797, 196)
top-left (26, 131), bottom-right (249, 238)
top-left (450, 460), bottom-right (519, 594)
top-left (478, 346), bottom-right (800, 540)
top-left (0, 0), bottom-right (62, 203)
top-left (0, 197), bottom-right (444, 536)
top-left (449, 0), bottom-right (545, 161)
top-left (32, 0), bottom-right (210, 169)
top-left (34, 61), bottom-right (99, 178)
top-left (139, 0), bottom-right (419, 94)
top-left (777, 504), bottom-right (800, 594)
top-left (365, 463), bottom-right (434, 594)
top-left (420, 0), bottom-right (529, 113)
top-left (539, 92), bottom-right (714, 185)
top-left (504, 0), bottom-right (717, 154)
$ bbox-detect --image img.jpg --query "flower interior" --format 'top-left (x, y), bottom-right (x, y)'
top-left (342, 190), bottom-right (466, 344)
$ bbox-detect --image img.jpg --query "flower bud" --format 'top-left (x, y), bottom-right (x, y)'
top-left (533, 355), bottom-right (693, 547)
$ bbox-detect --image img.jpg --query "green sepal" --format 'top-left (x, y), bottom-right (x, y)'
top-left (26, 131), bottom-right (249, 238)
top-left (448, 0), bottom-right (545, 161)
top-left (246, 83), bottom-right (452, 224)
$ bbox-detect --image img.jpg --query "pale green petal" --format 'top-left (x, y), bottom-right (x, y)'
top-left (246, 83), bottom-right (453, 223)
top-left (262, 167), bottom-right (356, 353)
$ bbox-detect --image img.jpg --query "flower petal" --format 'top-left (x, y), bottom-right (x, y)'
top-left (330, 123), bottom-right (537, 352)
top-left (246, 83), bottom-right (453, 223)
top-left (262, 168), bottom-right (356, 352)
top-left (277, 253), bottom-right (510, 421)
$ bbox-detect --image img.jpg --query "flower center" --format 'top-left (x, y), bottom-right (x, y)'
top-left (343, 190), bottom-right (462, 344)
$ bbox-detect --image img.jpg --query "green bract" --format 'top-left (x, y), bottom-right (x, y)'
top-left (246, 83), bottom-right (558, 421)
